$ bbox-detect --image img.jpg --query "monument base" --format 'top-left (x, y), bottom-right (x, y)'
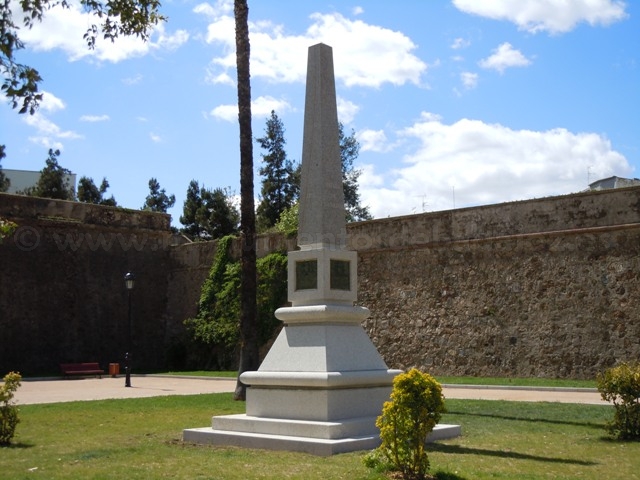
top-left (183, 414), bottom-right (462, 456)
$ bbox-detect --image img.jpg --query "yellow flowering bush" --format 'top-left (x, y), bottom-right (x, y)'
top-left (368, 368), bottom-right (446, 479)
top-left (597, 362), bottom-right (640, 440)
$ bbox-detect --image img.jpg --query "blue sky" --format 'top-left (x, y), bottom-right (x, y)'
top-left (1, 0), bottom-right (638, 225)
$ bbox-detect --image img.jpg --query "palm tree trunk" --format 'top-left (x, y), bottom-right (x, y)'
top-left (233, 0), bottom-right (259, 401)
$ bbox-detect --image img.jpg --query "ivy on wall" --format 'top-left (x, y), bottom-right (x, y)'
top-left (184, 235), bottom-right (288, 369)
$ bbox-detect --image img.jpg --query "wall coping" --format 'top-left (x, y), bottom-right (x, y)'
top-left (0, 192), bottom-right (171, 231)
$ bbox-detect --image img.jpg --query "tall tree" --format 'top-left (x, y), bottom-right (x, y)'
top-left (77, 176), bottom-right (117, 206)
top-left (180, 180), bottom-right (239, 240)
top-left (339, 123), bottom-right (372, 222)
top-left (180, 180), bottom-right (205, 238)
top-left (1, 0), bottom-right (165, 115)
top-left (256, 111), bottom-right (298, 231)
top-left (142, 177), bottom-right (175, 213)
top-left (21, 149), bottom-right (74, 200)
top-left (0, 145), bottom-right (9, 192)
top-left (234, 0), bottom-right (258, 401)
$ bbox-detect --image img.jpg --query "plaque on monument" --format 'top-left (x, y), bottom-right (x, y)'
top-left (295, 259), bottom-right (318, 290)
top-left (330, 259), bottom-right (351, 291)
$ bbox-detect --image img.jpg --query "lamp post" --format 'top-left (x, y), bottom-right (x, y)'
top-left (124, 272), bottom-right (135, 388)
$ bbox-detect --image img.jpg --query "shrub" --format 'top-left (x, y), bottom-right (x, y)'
top-left (0, 371), bottom-right (22, 446)
top-left (597, 362), bottom-right (640, 440)
top-left (367, 368), bottom-right (446, 480)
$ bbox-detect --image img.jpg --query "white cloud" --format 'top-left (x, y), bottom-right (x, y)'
top-left (353, 6), bottom-right (364, 16)
top-left (196, 5), bottom-right (427, 88)
top-left (337, 97), bottom-right (360, 124)
top-left (155, 26), bottom-right (190, 51)
top-left (461, 72), bottom-right (478, 89)
top-left (452, 0), bottom-right (628, 34)
top-left (479, 43), bottom-right (531, 74)
top-left (150, 133), bottom-right (162, 143)
top-left (358, 129), bottom-right (391, 153)
top-left (123, 74), bottom-right (144, 86)
top-left (210, 95), bottom-right (292, 122)
top-left (40, 91), bottom-right (66, 113)
top-left (17, 0), bottom-right (188, 62)
top-left (194, 0), bottom-right (233, 18)
top-left (20, 90), bottom-right (81, 148)
top-left (359, 113), bottom-right (631, 218)
top-left (80, 114), bottom-right (110, 122)
top-left (451, 37), bottom-right (470, 49)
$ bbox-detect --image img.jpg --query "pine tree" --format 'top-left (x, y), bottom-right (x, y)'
top-left (180, 180), bottom-right (205, 238)
top-left (142, 178), bottom-right (175, 213)
top-left (256, 110), bottom-right (298, 231)
top-left (180, 180), bottom-right (239, 240)
top-left (21, 149), bottom-right (74, 200)
top-left (77, 176), bottom-right (117, 206)
top-left (339, 123), bottom-right (372, 222)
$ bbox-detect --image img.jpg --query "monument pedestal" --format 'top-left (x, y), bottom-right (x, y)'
top-left (183, 305), bottom-right (403, 455)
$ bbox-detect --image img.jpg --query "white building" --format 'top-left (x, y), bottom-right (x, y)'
top-left (1, 169), bottom-right (76, 195)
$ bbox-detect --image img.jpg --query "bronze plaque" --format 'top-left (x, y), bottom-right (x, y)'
top-left (296, 260), bottom-right (318, 290)
top-left (330, 259), bottom-right (351, 291)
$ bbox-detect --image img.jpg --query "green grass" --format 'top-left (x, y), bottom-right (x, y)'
top-left (1, 393), bottom-right (637, 479)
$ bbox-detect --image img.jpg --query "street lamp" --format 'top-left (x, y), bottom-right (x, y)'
top-left (124, 272), bottom-right (135, 387)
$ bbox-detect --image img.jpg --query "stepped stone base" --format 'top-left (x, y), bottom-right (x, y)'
top-left (183, 415), bottom-right (461, 456)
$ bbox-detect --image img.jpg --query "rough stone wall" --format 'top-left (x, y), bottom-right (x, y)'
top-left (351, 188), bottom-right (640, 379)
top-left (358, 226), bottom-right (640, 379)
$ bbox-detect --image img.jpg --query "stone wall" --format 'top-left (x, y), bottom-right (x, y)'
top-left (0, 193), bottom-right (175, 374)
top-left (2, 187), bottom-right (640, 378)
top-left (351, 189), bottom-right (640, 379)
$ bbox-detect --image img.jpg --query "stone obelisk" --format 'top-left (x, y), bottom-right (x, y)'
top-left (183, 43), bottom-right (401, 456)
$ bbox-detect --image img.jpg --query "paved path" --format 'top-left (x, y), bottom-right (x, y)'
top-left (11, 375), bottom-right (609, 406)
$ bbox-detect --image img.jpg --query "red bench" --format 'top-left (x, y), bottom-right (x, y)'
top-left (60, 363), bottom-right (105, 379)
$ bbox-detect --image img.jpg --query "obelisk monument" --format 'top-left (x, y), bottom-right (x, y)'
top-left (184, 43), bottom-right (401, 455)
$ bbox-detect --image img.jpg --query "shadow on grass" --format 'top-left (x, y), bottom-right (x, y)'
top-left (1, 441), bottom-right (35, 449)
top-left (434, 471), bottom-right (468, 480)
top-left (446, 410), bottom-right (603, 429)
top-left (429, 443), bottom-right (597, 466)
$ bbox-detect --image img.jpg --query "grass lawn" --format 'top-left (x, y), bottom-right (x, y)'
top-left (1, 392), bottom-right (637, 479)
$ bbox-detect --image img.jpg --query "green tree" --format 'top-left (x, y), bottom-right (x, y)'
top-left (142, 177), bottom-right (175, 213)
top-left (0, 145), bottom-right (9, 192)
top-left (256, 111), bottom-right (298, 231)
top-left (21, 149), bottom-right (74, 200)
top-left (1, 0), bottom-right (165, 115)
top-left (339, 122), bottom-right (372, 222)
top-left (234, 0), bottom-right (258, 401)
top-left (77, 176), bottom-right (117, 206)
top-left (180, 180), bottom-right (239, 240)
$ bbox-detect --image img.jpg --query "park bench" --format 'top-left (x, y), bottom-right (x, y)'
top-left (60, 362), bottom-right (104, 379)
